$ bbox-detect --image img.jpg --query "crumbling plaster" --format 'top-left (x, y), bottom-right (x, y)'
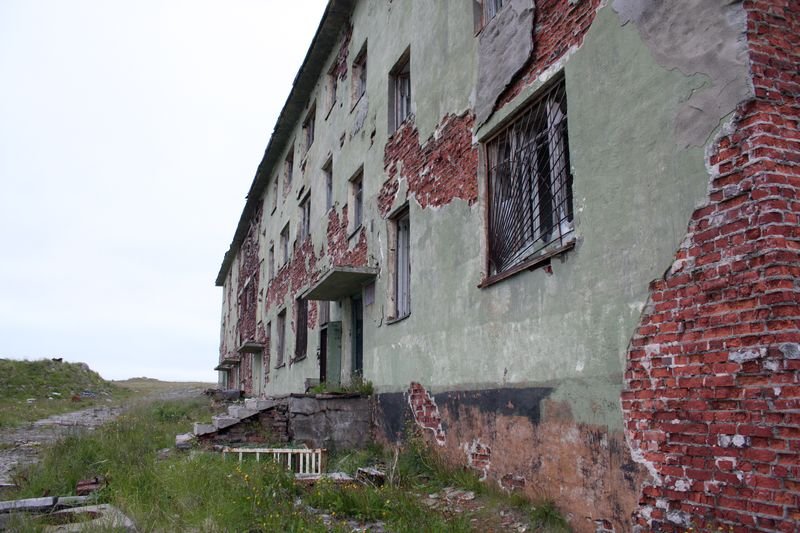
top-left (613, 0), bottom-right (752, 148)
top-left (244, 0), bottom-right (478, 396)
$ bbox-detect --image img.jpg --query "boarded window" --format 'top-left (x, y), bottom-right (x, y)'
top-left (486, 77), bottom-right (573, 276)
top-left (295, 298), bottom-right (308, 360)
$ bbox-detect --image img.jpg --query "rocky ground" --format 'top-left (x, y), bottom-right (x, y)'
top-left (0, 384), bottom-right (207, 493)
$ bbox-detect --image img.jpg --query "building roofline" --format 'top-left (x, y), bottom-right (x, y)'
top-left (215, 0), bottom-right (356, 287)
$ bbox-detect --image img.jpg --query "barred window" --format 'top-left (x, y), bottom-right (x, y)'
top-left (486, 78), bottom-right (573, 277)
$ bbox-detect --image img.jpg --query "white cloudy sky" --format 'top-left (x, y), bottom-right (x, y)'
top-left (0, 0), bottom-right (328, 382)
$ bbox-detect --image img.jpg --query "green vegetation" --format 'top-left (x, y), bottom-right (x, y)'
top-left (9, 396), bottom-right (570, 531)
top-left (529, 499), bottom-right (571, 532)
top-left (308, 375), bottom-right (374, 396)
top-left (0, 358), bottom-right (130, 427)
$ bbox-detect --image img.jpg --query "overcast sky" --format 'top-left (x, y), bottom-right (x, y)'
top-left (0, 0), bottom-right (328, 382)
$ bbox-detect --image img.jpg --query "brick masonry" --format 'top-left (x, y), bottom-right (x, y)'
top-left (407, 382), bottom-right (446, 446)
top-left (622, 2), bottom-right (800, 530)
top-left (495, 0), bottom-right (601, 112)
top-left (380, 112), bottom-right (478, 217)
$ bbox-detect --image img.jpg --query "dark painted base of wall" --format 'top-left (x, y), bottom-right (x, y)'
top-left (375, 384), bottom-right (645, 533)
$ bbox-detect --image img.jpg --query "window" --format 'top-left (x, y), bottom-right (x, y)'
top-left (280, 223), bottom-right (290, 265)
top-left (318, 301), bottom-right (330, 325)
top-left (484, 0), bottom-right (505, 20)
top-left (392, 209), bottom-right (411, 319)
top-left (271, 179), bottom-right (278, 212)
top-left (485, 77), bottom-right (573, 277)
top-left (294, 297), bottom-right (308, 360)
top-left (349, 169), bottom-right (364, 232)
top-left (264, 321), bottom-right (271, 382)
top-left (325, 66), bottom-right (337, 115)
top-left (352, 43), bottom-right (367, 104)
top-left (268, 245), bottom-right (275, 280)
top-left (474, 0), bottom-right (505, 31)
top-left (303, 105), bottom-right (316, 153)
top-left (323, 158), bottom-right (333, 211)
top-left (389, 49), bottom-right (411, 132)
top-left (299, 195), bottom-right (311, 240)
top-left (284, 148), bottom-right (294, 190)
top-left (276, 311), bottom-right (286, 367)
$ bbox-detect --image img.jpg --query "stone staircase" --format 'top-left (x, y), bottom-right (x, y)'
top-left (175, 394), bottom-right (371, 451)
top-left (175, 398), bottom-right (277, 448)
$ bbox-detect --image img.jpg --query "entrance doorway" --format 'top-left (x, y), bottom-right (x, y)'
top-left (319, 327), bottom-right (328, 383)
top-left (252, 352), bottom-right (263, 397)
top-left (351, 296), bottom-right (363, 376)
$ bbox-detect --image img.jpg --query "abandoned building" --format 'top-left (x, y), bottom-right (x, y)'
top-left (213, 0), bottom-right (799, 530)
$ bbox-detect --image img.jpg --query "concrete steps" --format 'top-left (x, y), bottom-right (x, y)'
top-left (175, 398), bottom-right (276, 448)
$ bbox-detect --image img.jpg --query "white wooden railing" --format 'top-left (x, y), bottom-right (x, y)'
top-left (222, 447), bottom-right (326, 475)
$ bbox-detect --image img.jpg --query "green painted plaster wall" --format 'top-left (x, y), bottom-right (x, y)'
top-left (366, 5), bottom-right (712, 429)
top-left (223, 2), bottom-right (725, 431)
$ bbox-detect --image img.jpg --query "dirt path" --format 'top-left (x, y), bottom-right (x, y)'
top-left (0, 385), bottom-right (207, 491)
top-left (0, 405), bottom-right (122, 489)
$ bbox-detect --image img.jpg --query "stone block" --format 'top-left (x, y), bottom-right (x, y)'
top-left (193, 423), bottom-right (216, 436)
top-left (212, 416), bottom-right (239, 430)
top-left (244, 398), bottom-right (277, 410)
top-left (228, 406), bottom-right (259, 419)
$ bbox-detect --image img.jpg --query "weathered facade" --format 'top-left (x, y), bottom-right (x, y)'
top-left (215, 1), bottom-right (800, 530)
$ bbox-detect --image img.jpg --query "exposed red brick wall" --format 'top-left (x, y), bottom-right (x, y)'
top-left (332, 24), bottom-right (352, 81)
top-left (408, 382), bottom-right (446, 445)
top-left (237, 205), bottom-right (262, 344)
top-left (380, 112), bottom-right (479, 217)
top-left (496, 0), bottom-right (600, 112)
top-left (623, 2), bottom-right (800, 530)
top-left (326, 206), bottom-right (368, 267)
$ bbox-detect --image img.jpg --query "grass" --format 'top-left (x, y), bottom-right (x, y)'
top-left (308, 375), bottom-right (374, 396)
top-left (8, 396), bottom-right (571, 531)
top-left (0, 358), bottom-right (131, 427)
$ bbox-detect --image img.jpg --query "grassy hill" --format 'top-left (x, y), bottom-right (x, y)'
top-left (0, 358), bottom-right (129, 426)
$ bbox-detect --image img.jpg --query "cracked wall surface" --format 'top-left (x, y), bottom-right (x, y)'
top-left (215, 0), bottom-right (798, 529)
top-left (620, 0), bottom-right (800, 530)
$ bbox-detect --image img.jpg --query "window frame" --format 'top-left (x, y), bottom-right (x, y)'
top-left (481, 75), bottom-right (575, 287)
top-left (349, 169), bottom-right (364, 235)
top-left (294, 297), bottom-right (308, 361)
top-left (389, 48), bottom-right (412, 133)
top-left (352, 43), bottom-right (367, 106)
top-left (280, 223), bottom-right (290, 265)
top-left (275, 310), bottom-right (286, 368)
top-left (303, 104), bottom-right (316, 154)
top-left (322, 157), bottom-right (333, 211)
top-left (268, 245), bottom-right (275, 280)
top-left (299, 194), bottom-right (311, 240)
top-left (388, 206), bottom-right (411, 322)
top-left (284, 147), bottom-right (295, 191)
top-left (325, 66), bottom-right (338, 117)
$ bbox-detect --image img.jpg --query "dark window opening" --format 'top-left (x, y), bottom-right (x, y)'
top-left (295, 298), bottom-right (308, 360)
top-left (486, 77), bottom-right (573, 276)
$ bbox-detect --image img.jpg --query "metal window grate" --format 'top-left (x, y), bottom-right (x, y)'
top-left (487, 78), bottom-right (574, 275)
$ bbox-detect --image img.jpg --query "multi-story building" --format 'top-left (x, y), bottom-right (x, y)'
top-left (215, 1), bottom-right (800, 530)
